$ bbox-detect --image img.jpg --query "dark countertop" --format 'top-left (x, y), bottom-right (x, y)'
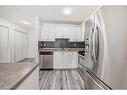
top-left (0, 62), bottom-right (39, 89)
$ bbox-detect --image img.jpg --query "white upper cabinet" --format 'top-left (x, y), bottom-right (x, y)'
top-left (69, 26), bottom-right (82, 42)
top-left (41, 25), bottom-right (46, 41)
top-left (47, 24), bottom-right (55, 41)
top-left (55, 26), bottom-right (63, 38)
top-left (75, 27), bottom-right (82, 41)
top-left (41, 24), bottom-right (55, 41)
top-left (41, 23), bottom-right (82, 41)
top-left (68, 27), bottom-right (75, 41)
top-left (62, 26), bottom-right (70, 38)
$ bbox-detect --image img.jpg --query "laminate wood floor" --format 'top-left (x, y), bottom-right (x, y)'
top-left (39, 69), bottom-right (84, 90)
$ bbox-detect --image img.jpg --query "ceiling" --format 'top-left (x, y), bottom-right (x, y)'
top-left (0, 6), bottom-right (99, 30)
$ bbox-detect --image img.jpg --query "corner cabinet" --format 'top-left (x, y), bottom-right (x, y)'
top-left (53, 51), bottom-right (78, 69)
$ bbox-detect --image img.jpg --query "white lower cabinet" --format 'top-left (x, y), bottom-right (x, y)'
top-left (71, 52), bottom-right (78, 68)
top-left (62, 52), bottom-right (71, 68)
top-left (53, 51), bottom-right (63, 69)
top-left (53, 51), bottom-right (78, 69)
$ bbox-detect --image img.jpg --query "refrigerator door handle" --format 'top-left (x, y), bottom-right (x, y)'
top-left (89, 27), bottom-right (94, 61)
top-left (93, 26), bottom-right (99, 63)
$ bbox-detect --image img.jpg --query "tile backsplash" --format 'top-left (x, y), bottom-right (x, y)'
top-left (38, 40), bottom-right (85, 48)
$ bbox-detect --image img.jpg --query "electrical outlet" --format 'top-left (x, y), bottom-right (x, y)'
top-left (74, 43), bottom-right (76, 47)
top-left (44, 43), bottom-right (46, 47)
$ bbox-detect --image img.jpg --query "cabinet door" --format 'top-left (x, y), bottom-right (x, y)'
top-left (42, 24), bottom-right (52, 41)
top-left (0, 25), bottom-right (9, 63)
top-left (68, 52), bottom-right (72, 68)
top-left (75, 27), bottom-right (82, 41)
top-left (43, 24), bottom-right (49, 41)
top-left (62, 26), bottom-right (69, 38)
top-left (55, 26), bottom-right (62, 38)
top-left (53, 52), bottom-right (62, 69)
top-left (69, 27), bottom-right (76, 41)
top-left (71, 52), bottom-right (78, 68)
top-left (62, 52), bottom-right (71, 69)
top-left (47, 24), bottom-right (55, 41)
top-left (41, 25), bottom-right (45, 41)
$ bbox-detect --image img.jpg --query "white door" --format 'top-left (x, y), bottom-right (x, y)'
top-left (14, 30), bottom-right (22, 62)
top-left (0, 25), bottom-right (9, 63)
top-left (48, 25), bottom-right (55, 41)
top-left (14, 30), bottom-right (27, 62)
top-left (21, 33), bottom-right (27, 59)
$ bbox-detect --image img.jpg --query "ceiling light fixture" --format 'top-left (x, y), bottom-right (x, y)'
top-left (62, 7), bottom-right (72, 16)
top-left (21, 20), bottom-right (30, 25)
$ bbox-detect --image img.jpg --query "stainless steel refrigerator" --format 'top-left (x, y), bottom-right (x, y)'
top-left (80, 6), bottom-right (127, 89)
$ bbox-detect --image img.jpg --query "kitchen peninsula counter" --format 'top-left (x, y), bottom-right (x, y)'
top-left (0, 62), bottom-right (39, 89)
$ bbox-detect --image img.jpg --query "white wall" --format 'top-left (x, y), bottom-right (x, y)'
top-left (28, 30), bottom-right (35, 58)
top-left (28, 17), bottom-right (42, 62)
top-left (0, 17), bottom-right (28, 63)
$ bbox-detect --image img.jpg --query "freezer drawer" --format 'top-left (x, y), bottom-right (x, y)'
top-left (78, 64), bottom-right (111, 90)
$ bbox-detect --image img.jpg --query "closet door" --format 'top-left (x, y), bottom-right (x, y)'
top-left (0, 25), bottom-right (9, 63)
top-left (14, 30), bottom-right (28, 62)
top-left (21, 33), bottom-right (28, 59)
top-left (14, 30), bottom-right (21, 62)
top-left (24, 34), bottom-right (28, 59)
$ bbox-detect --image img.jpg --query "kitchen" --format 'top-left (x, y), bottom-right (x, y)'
top-left (0, 5), bottom-right (127, 90)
